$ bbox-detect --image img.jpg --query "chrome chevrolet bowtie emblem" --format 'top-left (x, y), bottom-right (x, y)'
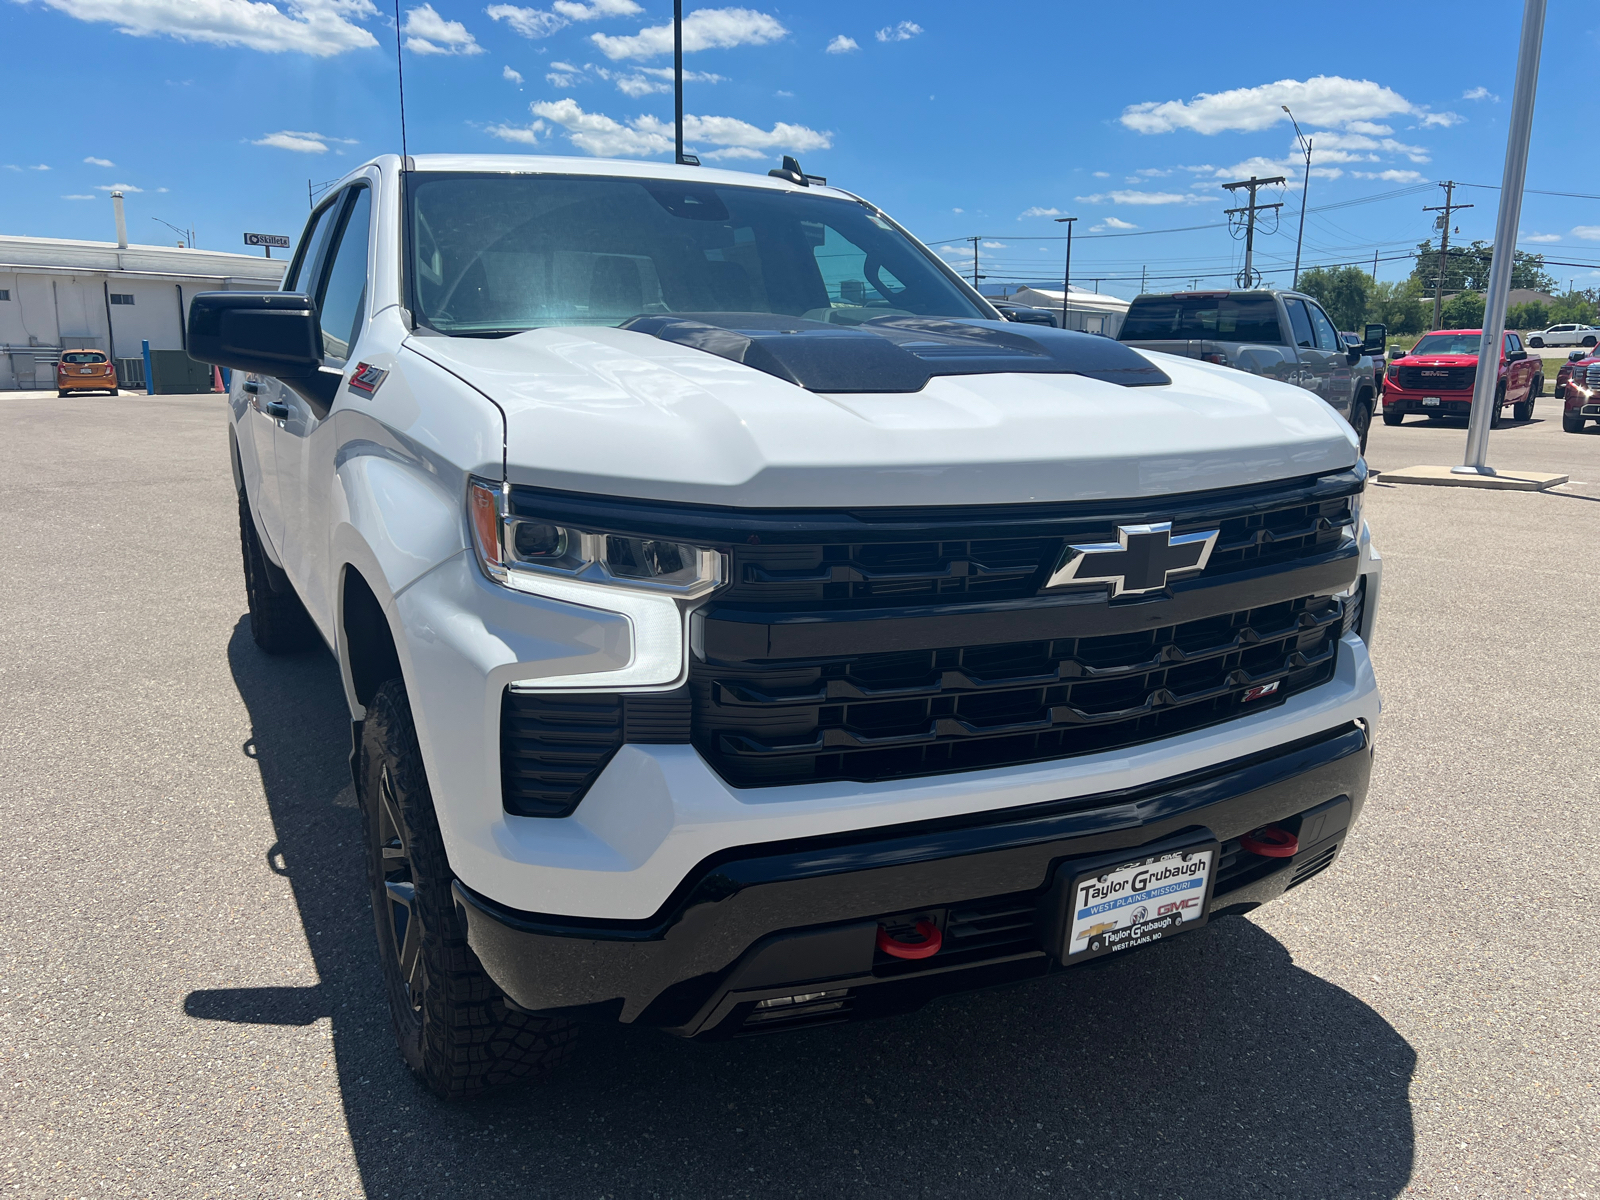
top-left (1046, 522), bottom-right (1219, 597)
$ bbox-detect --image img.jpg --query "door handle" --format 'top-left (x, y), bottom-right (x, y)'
top-left (264, 400), bottom-right (291, 419)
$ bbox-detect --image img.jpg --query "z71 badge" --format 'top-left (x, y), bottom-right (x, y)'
top-left (347, 362), bottom-right (388, 396)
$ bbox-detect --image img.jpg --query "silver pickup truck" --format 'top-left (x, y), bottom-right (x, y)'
top-left (1118, 290), bottom-right (1384, 452)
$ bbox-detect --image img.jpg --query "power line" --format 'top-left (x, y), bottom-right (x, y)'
top-left (1456, 182), bottom-right (1600, 201)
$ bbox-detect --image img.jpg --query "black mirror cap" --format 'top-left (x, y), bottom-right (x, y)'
top-left (1569, 350), bottom-right (1586, 362)
top-left (1507, 348), bottom-right (1527, 361)
top-left (1362, 322), bottom-right (1387, 352)
top-left (187, 291), bottom-right (322, 376)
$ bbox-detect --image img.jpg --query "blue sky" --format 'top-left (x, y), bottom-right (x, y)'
top-left (4, 0), bottom-right (1598, 297)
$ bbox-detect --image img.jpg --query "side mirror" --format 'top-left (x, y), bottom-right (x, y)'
top-left (1569, 350), bottom-right (1586, 362)
top-left (1388, 346), bottom-right (1406, 360)
top-left (188, 291), bottom-right (322, 377)
top-left (1506, 348), bottom-right (1527, 361)
top-left (1362, 322), bottom-right (1387, 353)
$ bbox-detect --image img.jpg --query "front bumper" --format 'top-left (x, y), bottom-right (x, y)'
top-left (1382, 388), bottom-right (1477, 415)
top-left (455, 720), bottom-right (1373, 1036)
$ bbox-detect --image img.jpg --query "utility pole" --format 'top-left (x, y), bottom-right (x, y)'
top-left (673, 0), bottom-right (688, 165)
top-left (1372, 248), bottom-right (1379, 280)
top-left (1424, 181), bottom-right (1473, 329)
top-left (1140, 264), bottom-right (1147, 294)
top-left (966, 236), bottom-right (982, 288)
top-left (1054, 216), bottom-right (1077, 329)
top-left (1221, 175), bottom-right (1285, 289)
top-left (1282, 106), bottom-right (1313, 289)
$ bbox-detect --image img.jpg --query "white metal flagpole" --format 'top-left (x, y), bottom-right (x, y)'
top-left (1456, 0), bottom-right (1547, 475)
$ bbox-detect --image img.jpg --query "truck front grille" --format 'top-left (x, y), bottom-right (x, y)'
top-left (690, 594), bottom-right (1345, 788)
top-left (1397, 365), bottom-right (1475, 391)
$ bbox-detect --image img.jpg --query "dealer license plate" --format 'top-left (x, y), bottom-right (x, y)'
top-left (1064, 844), bottom-right (1216, 961)
top-left (1422, 396), bottom-right (1441, 406)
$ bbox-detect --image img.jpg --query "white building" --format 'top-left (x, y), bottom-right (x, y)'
top-left (1007, 285), bottom-right (1131, 338)
top-left (0, 217), bottom-right (283, 389)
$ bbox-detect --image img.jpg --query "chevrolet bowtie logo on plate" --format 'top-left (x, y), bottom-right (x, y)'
top-left (1046, 522), bottom-right (1220, 597)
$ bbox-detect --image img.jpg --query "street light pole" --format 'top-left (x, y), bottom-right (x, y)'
top-left (1054, 216), bottom-right (1076, 330)
top-left (1282, 105), bottom-right (1312, 290)
top-left (1457, 0), bottom-right (1547, 475)
top-left (674, 0), bottom-right (684, 164)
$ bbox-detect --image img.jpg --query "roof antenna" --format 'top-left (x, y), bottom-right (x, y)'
top-left (393, 0), bottom-right (409, 165)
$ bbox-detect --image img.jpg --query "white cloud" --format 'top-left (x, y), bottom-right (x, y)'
top-left (486, 4), bottom-right (565, 37)
top-left (951, 207), bottom-right (963, 214)
top-left (1344, 121), bottom-right (1393, 135)
top-left (591, 8), bottom-right (787, 61)
top-left (1091, 170), bottom-right (1109, 178)
top-left (1305, 130), bottom-right (1429, 162)
top-left (614, 74), bottom-right (666, 96)
top-left (156, 187), bottom-right (169, 192)
top-left (252, 130), bottom-right (357, 152)
top-left (1091, 217), bottom-right (1138, 232)
top-left (1134, 168), bottom-right (1170, 177)
top-left (503, 65), bottom-right (523, 85)
top-left (1416, 110), bottom-right (1461, 128)
top-left (1075, 190), bottom-right (1212, 205)
top-left (486, 119), bottom-right (547, 144)
top-left (1018, 206), bottom-right (1066, 218)
top-left (825, 34), bottom-right (857, 53)
top-left (1463, 86), bottom-right (1498, 102)
top-left (1521, 232), bottom-right (1561, 244)
top-left (531, 97), bottom-right (828, 159)
top-left (774, 89), bottom-right (792, 97)
top-left (62, 194), bottom-right (96, 201)
top-left (981, 241), bottom-right (1006, 249)
top-left (403, 4), bottom-right (483, 54)
top-left (1121, 76), bottom-right (1428, 135)
top-left (1351, 168), bottom-right (1425, 183)
top-left (83, 156), bottom-right (115, 167)
top-left (486, 0), bottom-right (637, 40)
top-left (28, 163), bottom-right (50, 170)
top-left (545, 60), bottom-right (584, 85)
top-left (1573, 226), bottom-right (1600, 241)
top-left (94, 182), bottom-right (144, 192)
top-left (875, 20), bottom-right (921, 42)
top-left (31, 0), bottom-right (379, 56)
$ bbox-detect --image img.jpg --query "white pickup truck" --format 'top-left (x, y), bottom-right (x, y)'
top-left (189, 154), bottom-right (1382, 1099)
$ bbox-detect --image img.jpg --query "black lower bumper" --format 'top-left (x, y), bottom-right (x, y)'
top-left (455, 722), bottom-right (1373, 1039)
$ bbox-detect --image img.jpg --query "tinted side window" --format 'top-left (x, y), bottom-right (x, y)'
top-left (1306, 302), bottom-right (1339, 351)
top-left (1506, 333), bottom-right (1522, 354)
top-left (1285, 298), bottom-right (1316, 348)
top-left (284, 201), bottom-right (340, 293)
top-left (315, 187), bottom-right (371, 363)
top-left (1117, 294), bottom-right (1283, 343)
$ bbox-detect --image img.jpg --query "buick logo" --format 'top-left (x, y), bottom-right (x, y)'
top-left (1046, 522), bottom-right (1219, 597)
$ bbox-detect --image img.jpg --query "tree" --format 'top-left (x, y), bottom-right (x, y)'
top-left (1366, 278), bottom-right (1427, 336)
top-left (1441, 291), bottom-right (1485, 329)
top-left (1295, 265), bottom-right (1372, 330)
top-left (1549, 290), bottom-right (1600, 325)
top-left (1409, 239), bottom-right (1557, 295)
top-left (1506, 301), bottom-right (1550, 331)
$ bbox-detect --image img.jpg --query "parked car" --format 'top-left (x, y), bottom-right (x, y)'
top-left (1562, 358), bottom-right (1600, 432)
top-left (1556, 348), bottom-right (1595, 399)
top-left (186, 154), bottom-right (1381, 1098)
top-left (1380, 329), bottom-right (1541, 427)
top-left (55, 349), bottom-right (118, 397)
top-left (1117, 290), bottom-right (1383, 453)
top-left (1527, 323), bottom-right (1598, 348)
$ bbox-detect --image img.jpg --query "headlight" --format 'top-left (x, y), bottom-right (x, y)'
top-left (468, 478), bottom-right (723, 596)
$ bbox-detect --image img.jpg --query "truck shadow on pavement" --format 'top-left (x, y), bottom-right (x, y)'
top-left (189, 619), bottom-right (1417, 1199)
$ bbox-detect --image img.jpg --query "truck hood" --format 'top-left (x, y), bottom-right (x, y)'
top-left (406, 325), bottom-right (1358, 507)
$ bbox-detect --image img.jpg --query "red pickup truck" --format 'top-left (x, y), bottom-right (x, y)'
top-left (1561, 350), bottom-right (1600, 433)
top-left (1381, 329), bottom-right (1542, 428)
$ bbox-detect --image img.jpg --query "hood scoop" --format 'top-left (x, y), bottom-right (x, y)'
top-left (621, 313), bottom-right (1170, 394)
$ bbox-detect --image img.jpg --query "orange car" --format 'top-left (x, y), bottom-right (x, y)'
top-left (56, 349), bottom-right (119, 396)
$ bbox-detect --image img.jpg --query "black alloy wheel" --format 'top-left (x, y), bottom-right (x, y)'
top-left (1530, 337), bottom-right (1544, 348)
top-left (1350, 400), bottom-right (1373, 455)
top-left (359, 679), bottom-right (577, 1099)
top-left (1490, 384), bottom-right (1507, 429)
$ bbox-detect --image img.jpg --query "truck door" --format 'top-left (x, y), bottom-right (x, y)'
top-left (1283, 297), bottom-right (1334, 408)
top-left (270, 181), bottom-right (371, 634)
top-left (1304, 299), bottom-right (1355, 420)
top-left (1506, 332), bottom-right (1533, 399)
top-left (242, 197), bottom-right (340, 555)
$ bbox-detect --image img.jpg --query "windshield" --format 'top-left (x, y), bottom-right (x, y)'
top-left (1410, 333), bottom-right (1487, 357)
top-left (406, 173), bottom-right (987, 334)
top-left (61, 352), bottom-right (106, 363)
top-left (1117, 293), bottom-right (1283, 344)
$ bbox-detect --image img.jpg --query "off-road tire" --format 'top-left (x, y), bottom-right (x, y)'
top-left (237, 494), bottom-right (318, 654)
top-left (1350, 397), bottom-right (1373, 455)
top-left (1583, 336), bottom-right (1597, 347)
top-left (57, 389), bottom-right (67, 398)
top-left (1514, 399), bottom-right (1533, 422)
top-left (1382, 407), bottom-right (1404, 427)
top-left (360, 680), bottom-right (578, 1100)
top-left (1529, 337), bottom-right (1544, 348)
top-left (110, 388), bottom-right (119, 396)
top-left (1490, 384), bottom-right (1506, 429)
top-left (1564, 413), bottom-right (1586, 433)
top-left (1531, 374), bottom-right (1542, 398)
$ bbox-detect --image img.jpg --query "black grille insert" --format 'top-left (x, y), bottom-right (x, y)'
top-left (692, 594), bottom-right (1346, 788)
top-left (1398, 364), bottom-right (1475, 391)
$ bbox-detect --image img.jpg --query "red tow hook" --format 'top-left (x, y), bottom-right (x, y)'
top-left (1240, 825), bottom-right (1299, 858)
top-left (876, 920), bottom-right (942, 960)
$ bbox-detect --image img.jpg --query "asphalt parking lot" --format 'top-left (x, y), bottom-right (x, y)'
top-left (1, 387), bottom-right (1596, 1199)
